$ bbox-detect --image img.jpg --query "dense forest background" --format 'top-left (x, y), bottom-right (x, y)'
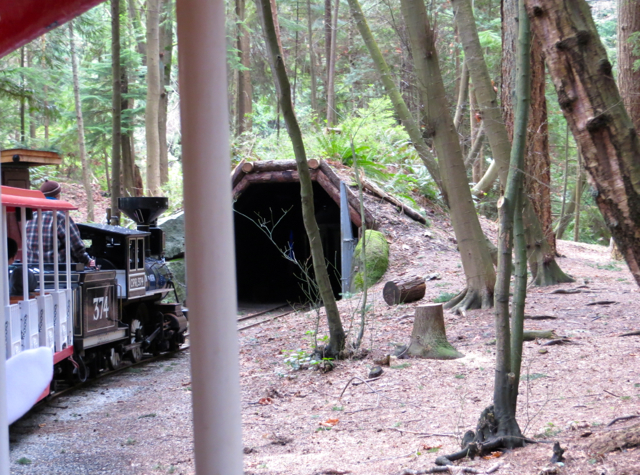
top-left (0, 0), bottom-right (624, 245)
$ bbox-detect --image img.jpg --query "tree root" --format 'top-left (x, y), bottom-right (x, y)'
top-left (402, 462), bottom-right (503, 474)
top-left (435, 406), bottom-right (527, 466)
top-left (529, 254), bottom-right (574, 287)
top-left (444, 287), bottom-right (493, 315)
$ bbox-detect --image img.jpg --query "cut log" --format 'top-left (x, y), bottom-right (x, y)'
top-left (407, 304), bottom-right (463, 359)
top-left (361, 177), bottom-right (427, 225)
top-left (383, 276), bottom-right (426, 305)
top-left (231, 159), bottom-right (247, 188)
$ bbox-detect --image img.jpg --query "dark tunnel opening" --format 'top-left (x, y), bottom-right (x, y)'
top-left (234, 181), bottom-right (356, 304)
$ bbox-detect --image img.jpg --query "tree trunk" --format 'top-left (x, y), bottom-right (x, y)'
top-left (121, 68), bottom-right (136, 197)
top-left (128, 0), bottom-right (147, 59)
top-left (236, 0), bottom-right (253, 135)
top-left (20, 47), bottom-right (26, 144)
top-left (325, 0), bottom-right (339, 126)
top-left (400, 0), bottom-right (496, 315)
top-left (145, 0), bottom-right (162, 196)
top-left (618, 0), bottom-right (640, 132)
top-left (257, 0), bottom-right (346, 357)
top-left (555, 167), bottom-right (586, 240)
top-left (526, 0), bottom-right (640, 287)
top-left (502, 0), bottom-right (555, 255)
top-left (69, 21), bottom-right (95, 222)
top-left (407, 304), bottom-right (462, 359)
top-left (383, 276), bottom-right (426, 305)
top-left (454, 0), bottom-right (572, 286)
top-left (111, 0), bottom-right (122, 221)
top-left (324, 0), bottom-right (332, 89)
top-left (158, 0), bottom-right (173, 185)
top-left (307, 0), bottom-right (318, 113)
top-left (346, 0), bottom-right (443, 194)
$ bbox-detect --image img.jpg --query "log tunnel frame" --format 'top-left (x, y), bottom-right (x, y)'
top-left (231, 160), bottom-right (375, 304)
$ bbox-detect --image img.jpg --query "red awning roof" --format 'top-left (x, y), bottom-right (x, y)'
top-left (0, 0), bottom-right (104, 58)
top-left (1, 186), bottom-right (77, 210)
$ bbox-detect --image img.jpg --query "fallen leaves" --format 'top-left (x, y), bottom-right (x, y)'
top-left (319, 418), bottom-right (340, 427)
top-left (482, 451), bottom-right (503, 460)
top-left (258, 397), bottom-right (274, 405)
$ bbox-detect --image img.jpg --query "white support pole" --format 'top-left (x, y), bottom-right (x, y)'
top-left (64, 211), bottom-right (71, 289)
top-left (0, 189), bottom-right (11, 475)
top-left (53, 210), bottom-right (59, 291)
top-left (21, 208), bottom-right (28, 301)
top-left (1, 206), bottom-right (9, 304)
top-left (38, 209), bottom-right (44, 295)
top-left (176, 0), bottom-right (243, 473)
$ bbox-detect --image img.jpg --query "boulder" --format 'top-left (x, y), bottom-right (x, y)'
top-left (158, 211), bottom-right (185, 260)
top-left (352, 230), bottom-right (389, 291)
top-left (164, 258), bottom-right (187, 304)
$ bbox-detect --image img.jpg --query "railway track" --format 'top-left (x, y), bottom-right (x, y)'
top-left (43, 342), bottom-right (191, 403)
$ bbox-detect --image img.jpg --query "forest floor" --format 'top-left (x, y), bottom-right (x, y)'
top-left (8, 182), bottom-right (640, 475)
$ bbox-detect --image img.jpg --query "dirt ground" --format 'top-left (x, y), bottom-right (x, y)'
top-left (8, 187), bottom-right (640, 475)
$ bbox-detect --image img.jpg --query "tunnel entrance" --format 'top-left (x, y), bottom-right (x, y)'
top-left (234, 181), bottom-right (355, 304)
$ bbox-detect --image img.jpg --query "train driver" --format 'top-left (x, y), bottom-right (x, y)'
top-left (7, 237), bottom-right (38, 296)
top-left (25, 180), bottom-right (95, 267)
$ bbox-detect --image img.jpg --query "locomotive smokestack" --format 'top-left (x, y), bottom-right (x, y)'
top-left (118, 197), bottom-right (169, 257)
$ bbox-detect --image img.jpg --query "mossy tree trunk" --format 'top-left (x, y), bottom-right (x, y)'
top-left (526, 0), bottom-right (640, 288)
top-left (399, 0), bottom-right (496, 314)
top-left (257, 0), bottom-right (345, 357)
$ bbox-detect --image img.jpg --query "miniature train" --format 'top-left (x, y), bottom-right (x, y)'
top-left (2, 186), bottom-right (187, 421)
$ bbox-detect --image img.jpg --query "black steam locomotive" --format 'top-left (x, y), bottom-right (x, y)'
top-left (58, 197), bottom-right (188, 382)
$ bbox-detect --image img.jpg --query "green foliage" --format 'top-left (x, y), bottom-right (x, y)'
top-left (433, 292), bottom-right (457, 303)
top-left (352, 230), bottom-right (390, 291)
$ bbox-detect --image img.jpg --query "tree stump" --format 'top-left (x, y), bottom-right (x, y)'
top-left (407, 304), bottom-right (463, 359)
top-left (383, 276), bottom-right (426, 305)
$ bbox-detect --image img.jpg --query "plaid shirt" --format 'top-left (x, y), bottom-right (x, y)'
top-left (26, 210), bottom-right (91, 264)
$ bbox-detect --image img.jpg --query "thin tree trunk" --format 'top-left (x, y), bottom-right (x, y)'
top-left (236, 0), bottom-right (253, 134)
top-left (121, 68), bottom-right (136, 197)
top-left (112, 0), bottom-right (122, 221)
top-left (454, 0), bottom-right (572, 286)
top-left (257, 0), bottom-right (346, 357)
top-left (400, 0), bottom-right (496, 315)
top-left (574, 151), bottom-right (582, 242)
top-left (307, 0), bottom-right (318, 113)
top-left (555, 166), bottom-right (586, 240)
top-left (325, 0), bottom-right (339, 126)
top-left (325, 0), bottom-right (332, 89)
top-left (27, 48), bottom-right (36, 140)
top-left (158, 0), bottom-right (173, 185)
top-left (454, 60), bottom-right (469, 131)
top-left (69, 21), bottom-right (95, 222)
top-left (128, 0), bottom-right (147, 59)
top-left (526, 0), bottom-right (640, 287)
top-left (346, 0), bottom-right (443, 194)
top-left (557, 123), bottom-right (570, 232)
top-left (146, 0), bottom-right (162, 196)
top-left (494, 0), bottom-right (528, 443)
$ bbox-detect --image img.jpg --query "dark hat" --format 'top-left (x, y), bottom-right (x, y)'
top-left (40, 180), bottom-right (61, 197)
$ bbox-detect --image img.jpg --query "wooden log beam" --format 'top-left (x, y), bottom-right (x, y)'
top-left (241, 158), bottom-right (319, 174)
top-left (383, 276), bottom-right (426, 305)
top-left (361, 177), bottom-right (427, 225)
top-left (316, 170), bottom-right (362, 227)
top-left (318, 160), bottom-right (376, 229)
